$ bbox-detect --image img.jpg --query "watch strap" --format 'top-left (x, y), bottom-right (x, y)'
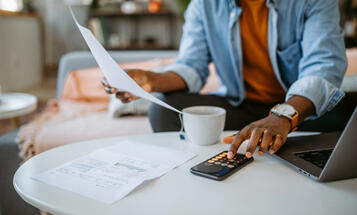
top-left (270, 104), bottom-right (299, 132)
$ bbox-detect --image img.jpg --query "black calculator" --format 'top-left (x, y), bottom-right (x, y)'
top-left (190, 151), bottom-right (253, 181)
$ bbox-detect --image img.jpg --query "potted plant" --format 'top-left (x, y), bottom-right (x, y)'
top-left (174, 0), bottom-right (190, 14)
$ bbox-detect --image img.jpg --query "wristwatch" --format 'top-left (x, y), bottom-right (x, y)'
top-left (270, 104), bottom-right (299, 132)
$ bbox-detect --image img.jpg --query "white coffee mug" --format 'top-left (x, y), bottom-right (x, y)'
top-left (182, 106), bottom-right (226, 145)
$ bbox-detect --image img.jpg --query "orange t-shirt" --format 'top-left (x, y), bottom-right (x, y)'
top-left (240, 0), bottom-right (285, 104)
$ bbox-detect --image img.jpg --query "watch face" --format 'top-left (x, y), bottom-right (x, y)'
top-left (276, 104), bottom-right (296, 116)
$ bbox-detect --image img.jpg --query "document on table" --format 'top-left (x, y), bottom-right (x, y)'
top-left (33, 141), bottom-right (196, 204)
top-left (69, 8), bottom-right (181, 114)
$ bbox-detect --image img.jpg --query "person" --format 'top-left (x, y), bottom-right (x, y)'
top-left (102, 0), bottom-right (356, 160)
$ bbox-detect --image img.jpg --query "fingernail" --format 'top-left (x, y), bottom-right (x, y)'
top-left (258, 151), bottom-right (264, 156)
top-left (228, 152), bottom-right (233, 159)
top-left (246, 152), bottom-right (252, 158)
top-left (269, 149), bottom-right (275, 154)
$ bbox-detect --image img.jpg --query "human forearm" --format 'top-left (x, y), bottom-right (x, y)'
top-left (285, 95), bottom-right (315, 123)
top-left (152, 72), bottom-right (188, 93)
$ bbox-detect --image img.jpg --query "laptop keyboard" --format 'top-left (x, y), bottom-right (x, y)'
top-left (294, 149), bottom-right (333, 169)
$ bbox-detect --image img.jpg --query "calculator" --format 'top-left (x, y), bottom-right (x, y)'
top-left (190, 151), bottom-right (253, 181)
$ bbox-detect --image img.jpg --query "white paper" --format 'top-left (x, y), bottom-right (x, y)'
top-left (69, 8), bottom-right (181, 114)
top-left (288, 131), bottom-right (321, 138)
top-left (33, 141), bottom-right (196, 204)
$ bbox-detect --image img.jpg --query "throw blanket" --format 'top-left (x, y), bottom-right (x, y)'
top-left (16, 58), bottom-right (178, 160)
top-left (16, 99), bottom-right (108, 160)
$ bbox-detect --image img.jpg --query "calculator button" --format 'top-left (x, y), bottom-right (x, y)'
top-left (221, 163), bottom-right (228, 166)
top-left (222, 152), bottom-right (228, 156)
top-left (214, 161), bottom-right (221, 165)
top-left (208, 160), bottom-right (214, 163)
top-left (229, 159), bottom-right (235, 162)
top-left (212, 158), bottom-right (218, 161)
top-left (228, 165), bottom-right (235, 168)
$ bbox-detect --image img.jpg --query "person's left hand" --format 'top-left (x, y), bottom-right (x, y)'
top-left (222, 114), bottom-right (291, 159)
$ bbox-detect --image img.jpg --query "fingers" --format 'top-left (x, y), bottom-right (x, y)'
top-left (115, 92), bottom-right (138, 103)
top-left (104, 86), bottom-right (117, 94)
top-left (101, 77), bottom-right (109, 87)
top-left (245, 128), bottom-right (264, 158)
top-left (228, 129), bottom-right (249, 159)
top-left (226, 128), bottom-right (285, 158)
top-left (270, 134), bottom-right (284, 154)
top-left (221, 133), bottom-right (237, 144)
top-left (258, 130), bottom-right (272, 156)
top-left (102, 78), bottom-right (118, 94)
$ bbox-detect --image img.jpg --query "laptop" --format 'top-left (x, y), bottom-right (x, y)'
top-left (272, 107), bottom-right (357, 182)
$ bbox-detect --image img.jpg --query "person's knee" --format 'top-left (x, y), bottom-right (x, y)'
top-left (148, 93), bottom-right (182, 132)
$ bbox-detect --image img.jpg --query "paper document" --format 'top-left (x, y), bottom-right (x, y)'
top-left (69, 8), bottom-right (181, 114)
top-left (33, 141), bottom-right (196, 204)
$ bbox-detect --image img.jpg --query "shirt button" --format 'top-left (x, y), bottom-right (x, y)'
top-left (231, 12), bottom-right (235, 18)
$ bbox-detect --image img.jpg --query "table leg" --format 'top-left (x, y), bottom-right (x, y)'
top-left (10, 117), bottom-right (21, 128)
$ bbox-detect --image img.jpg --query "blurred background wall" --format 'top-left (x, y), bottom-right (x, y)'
top-left (0, 0), bottom-right (356, 92)
top-left (34, 0), bottom-right (183, 72)
top-left (0, 0), bottom-right (186, 91)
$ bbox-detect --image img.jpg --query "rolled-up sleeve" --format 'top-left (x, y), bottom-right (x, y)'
top-left (286, 0), bottom-right (347, 118)
top-left (163, 0), bottom-right (211, 93)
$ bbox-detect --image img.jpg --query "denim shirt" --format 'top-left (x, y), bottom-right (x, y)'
top-left (164, 0), bottom-right (347, 118)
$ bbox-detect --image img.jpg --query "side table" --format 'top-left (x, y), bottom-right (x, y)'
top-left (0, 93), bottom-right (37, 127)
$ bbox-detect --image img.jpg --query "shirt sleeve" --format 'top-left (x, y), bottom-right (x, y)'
top-left (163, 0), bottom-right (211, 93)
top-left (286, 0), bottom-right (347, 119)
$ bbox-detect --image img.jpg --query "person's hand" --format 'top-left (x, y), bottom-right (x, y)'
top-left (222, 114), bottom-right (291, 159)
top-left (101, 69), bottom-right (159, 103)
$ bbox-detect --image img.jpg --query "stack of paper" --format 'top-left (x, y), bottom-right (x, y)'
top-left (33, 141), bottom-right (196, 204)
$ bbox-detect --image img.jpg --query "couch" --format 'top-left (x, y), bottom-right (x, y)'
top-left (1, 49), bottom-right (356, 215)
top-left (0, 50), bottom-right (178, 215)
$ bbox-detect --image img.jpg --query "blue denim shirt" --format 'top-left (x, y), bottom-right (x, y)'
top-left (164, 0), bottom-right (347, 118)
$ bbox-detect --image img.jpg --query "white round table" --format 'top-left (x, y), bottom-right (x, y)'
top-left (13, 132), bottom-right (357, 215)
top-left (0, 93), bottom-right (37, 120)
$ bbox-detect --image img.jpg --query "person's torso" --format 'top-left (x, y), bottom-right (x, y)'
top-left (198, 0), bottom-right (306, 102)
top-left (240, 0), bottom-right (285, 104)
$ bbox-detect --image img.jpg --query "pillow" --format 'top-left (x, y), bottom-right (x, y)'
top-left (108, 58), bottom-right (176, 117)
top-left (61, 68), bottom-right (109, 104)
top-left (341, 74), bottom-right (357, 92)
top-left (346, 48), bottom-right (357, 76)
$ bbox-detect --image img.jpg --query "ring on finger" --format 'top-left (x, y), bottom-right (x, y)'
top-left (275, 134), bottom-right (283, 139)
top-left (258, 129), bottom-right (269, 142)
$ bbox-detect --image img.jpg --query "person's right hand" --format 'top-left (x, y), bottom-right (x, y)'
top-left (101, 69), bottom-right (159, 103)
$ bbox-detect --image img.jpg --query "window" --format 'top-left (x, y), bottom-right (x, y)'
top-left (0, 0), bottom-right (23, 12)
